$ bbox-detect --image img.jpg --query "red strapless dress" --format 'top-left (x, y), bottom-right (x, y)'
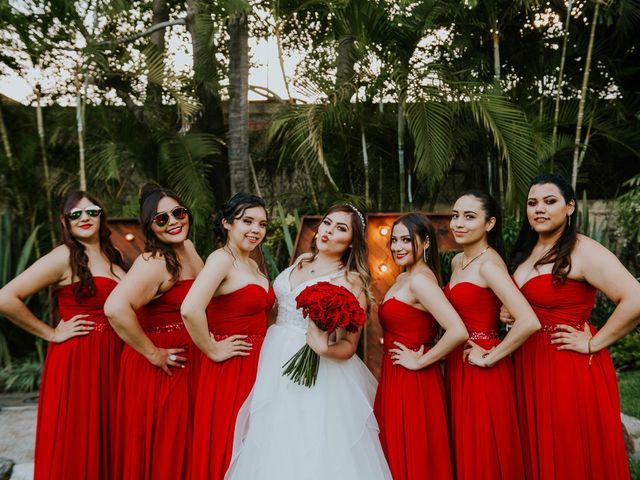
top-left (444, 282), bottom-right (524, 480)
top-left (190, 284), bottom-right (274, 480)
top-left (115, 280), bottom-right (195, 480)
top-left (34, 277), bottom-right (121, 480)
top-left (373, 298), bottom-right (453, 480)
top-left (516, 274), bottom-right (629, 479)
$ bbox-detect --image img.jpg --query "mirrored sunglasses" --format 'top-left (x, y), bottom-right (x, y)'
top-left (153, 206), bottom-right (189, 227)
top-left (67, 206), bottom-right (102, 221)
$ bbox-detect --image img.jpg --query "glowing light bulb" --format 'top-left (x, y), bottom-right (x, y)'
top-left (125, 233), bottom-right (135, 241)
top-left (379, 263), bottom-right (389, 273)
top-left (379, 226), bottom-right (389, 236)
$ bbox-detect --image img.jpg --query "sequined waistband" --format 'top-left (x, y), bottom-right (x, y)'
top-left (92, 322), bottom-right (113, 333)
top-left (540, 322), bottom-right (586, 333)
top-left (469, 331), bottom-right (500, 340)
top-left (143, 321), bottom-right (186, 334)
top-left (212, 333), bottom-right (265, 343)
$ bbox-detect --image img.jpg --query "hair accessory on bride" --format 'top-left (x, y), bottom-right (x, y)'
top-left (346, 204), bottom-right (366, 231)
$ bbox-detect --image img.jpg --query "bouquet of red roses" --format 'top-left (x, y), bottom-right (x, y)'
top-left (282, 281), bottom-right (366, 387)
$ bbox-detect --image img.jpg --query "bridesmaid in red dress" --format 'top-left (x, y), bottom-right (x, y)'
top-left (0, 191), bottom-right (126, 480)
top-left (105, 183), bottom-right (203, 480)
top-left (445, 191), bottom-right (540, 480)
top-left (503, 174), bottom-right (640, 479)
top-left (374, 213), bottom-right (468, 480)
top-left (181, 193), bottom-right (274, 480)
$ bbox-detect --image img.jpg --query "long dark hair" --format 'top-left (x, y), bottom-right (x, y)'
top-left (301, 204), bottom-right (373, 306)
top-left (59, 191), bottom-right (126, 300)
top-left (391, 212), bottom-right (442, 285)
top-left (509, 174), bottom-right (578, 283)
top-left (139, 182), bottom-right (192, 282)
top-left (457, 190), bottom-right (504, 258)
top-left (213, 192), bottom-right (268, 269)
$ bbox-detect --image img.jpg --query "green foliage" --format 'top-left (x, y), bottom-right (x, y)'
top-left (262, 204), bottom-right (299, 278)
top-left (611, 331), bottom-right (640, 372)
top-left (0, 357), bottom-right (42, 393)
top-left (616, 174), bottom-right (640, 276)
top-left (618, 370), bottom-right (640, 419)
top-left (0, 210), bottom-right (43, 367)
top-left (630, 456), bottom-right (640, 480)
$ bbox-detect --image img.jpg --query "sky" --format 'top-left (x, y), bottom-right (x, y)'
top-left (0, 28), bottom-right (305, 105)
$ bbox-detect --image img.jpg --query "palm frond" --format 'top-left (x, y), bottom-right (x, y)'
top-left (466, 88), bottom-right (539, 208)
top-left (405, 100), bottom-right (454, 188)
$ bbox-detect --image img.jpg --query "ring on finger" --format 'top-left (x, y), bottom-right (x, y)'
top-left (169, 354), bottom-right (177, 362)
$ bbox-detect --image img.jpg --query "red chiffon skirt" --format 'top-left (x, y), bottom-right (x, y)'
top-left (446, 339), bottom-right (523, 480)
top-left (115, 328), bottom-right (193, 480)
top-left (34, 327), bottom-right (122, 480)
top-left (515, 330), bottom-right (630, 479)
top-left (190, 335), bottom-right (264, 479)
top-left (375, 354), bottom-right (452, 480)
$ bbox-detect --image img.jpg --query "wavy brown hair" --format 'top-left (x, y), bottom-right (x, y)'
top-left (139, 182), bottom-right (192, 282)
top-left (59, 191), bottom-right (126, 301)
top-left (300, 204), bottom-right (373, 307)
top-left (391, 212), bottom-right (442, 285)
top-left (509, 174), bottom-right (578, 284)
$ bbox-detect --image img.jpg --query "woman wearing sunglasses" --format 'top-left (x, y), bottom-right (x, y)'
top-left (105, 182), bottom-right (203, 480)
top-left (181, 193), bottom-right (274, 480)
top-left (0, 191), bottom-right (126, 480)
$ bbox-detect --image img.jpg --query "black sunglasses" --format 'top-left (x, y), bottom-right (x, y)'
top-left (67, 206), bottom-right (102, 221)
top-left (153, 206), bottom-right (189, 227)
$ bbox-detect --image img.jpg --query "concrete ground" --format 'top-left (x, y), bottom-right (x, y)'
top-left (0, 393), bottom-right (36, 480)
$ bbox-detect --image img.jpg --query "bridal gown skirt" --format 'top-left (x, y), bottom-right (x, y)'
top-left (225, 322), bottom-right (392, 480)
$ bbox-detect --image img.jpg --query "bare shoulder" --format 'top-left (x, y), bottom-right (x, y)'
top-left (133, 252), bottom-right (168, 272)
top-left (46, 244), bottom-right (72, 267)
top-left (409, 267), bottom-right (439, 292)
top-left (575, 233), bottom-right (609, 255)
top-left (206, 248), bottom-right (235, 266)
top-left (479, 252), bottom-right (508, 276)
top-left (451, 252), bottom-right (464, 269)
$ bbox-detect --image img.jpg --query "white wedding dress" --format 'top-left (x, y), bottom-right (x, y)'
top-left (225, 265), bottom-right (392, 480)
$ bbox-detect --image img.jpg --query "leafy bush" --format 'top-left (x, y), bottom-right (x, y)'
top-left (611, 331), bottom-right (640, 372)
top-left (0, 358), bottom-right (42, 393)
top-left (630, 457), bottom-right (640, 480)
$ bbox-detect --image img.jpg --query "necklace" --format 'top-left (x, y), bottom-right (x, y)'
top-left (461, 246), bottom-right (490, 270)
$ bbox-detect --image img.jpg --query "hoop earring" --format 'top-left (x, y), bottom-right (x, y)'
top-left (423, 246), bottom-right (429, 263)
top-left (567, 215), bottom-right (572, 228)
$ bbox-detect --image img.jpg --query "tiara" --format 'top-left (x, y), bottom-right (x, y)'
top-left (346, 204), bottom-right (366, 230)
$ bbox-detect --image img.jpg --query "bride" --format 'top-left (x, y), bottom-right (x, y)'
top-left (225, 204), bottom-right (392, 479)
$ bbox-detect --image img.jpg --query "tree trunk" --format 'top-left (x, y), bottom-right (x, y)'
top-left (76, 66), bottom-right (87, 190)
top-left (361, 121), bottom-right (370, 205)
top-left (146, 0), bottom-right (169, 107)
top-left (336, 35), bottom-right (356, 100)
top-left (186, 0), bottom-right (229, 204)
top-left (0, 103), bottom-right (14, 169)
top-left (397, 102), bottom-right (406, 212)
top-left (551, 0), bottom-right (573, 171)
top-left (227, 12), bottom-right (251, 194)
top-left (35, 86), bottom-right (56, 248)
top-left (571, 2), bottom-right (600, 190)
